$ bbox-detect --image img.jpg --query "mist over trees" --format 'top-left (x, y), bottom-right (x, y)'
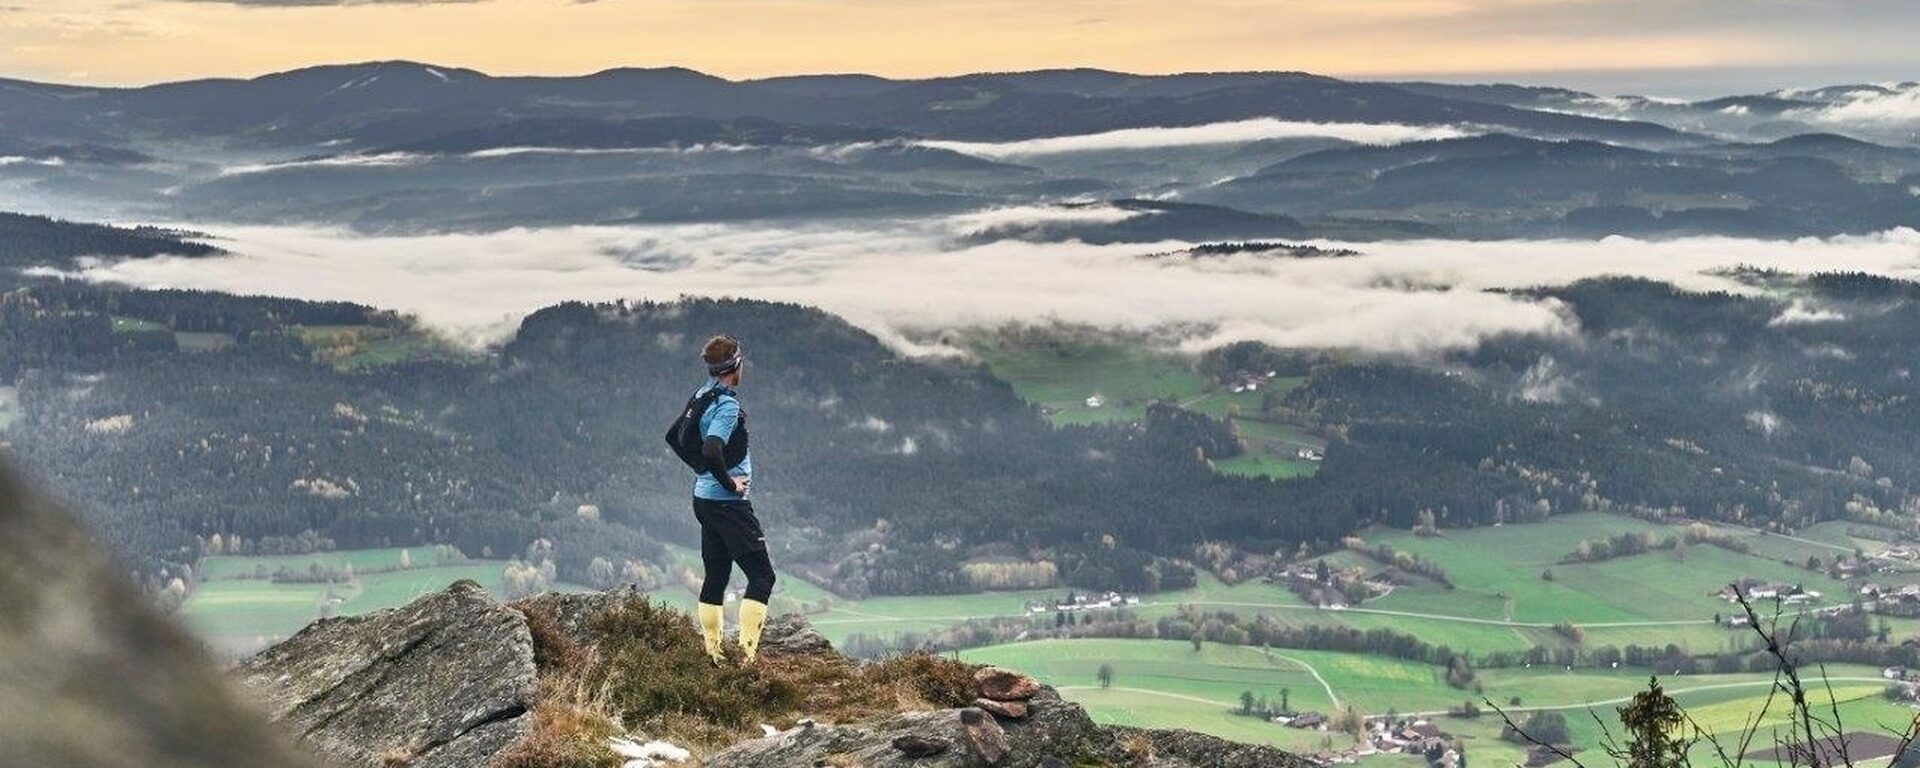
top-left (11, 219), bottom-right (1920, 601)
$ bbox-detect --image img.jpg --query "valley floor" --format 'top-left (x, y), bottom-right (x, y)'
top-left (181, 511), bottom-right (1920, 764)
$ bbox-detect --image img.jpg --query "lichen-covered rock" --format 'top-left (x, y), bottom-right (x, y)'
top-left (974, 666), bottom-right (1042, 701)
top-left (974, 697), bottom-right (1029, 719)
top-left (997, 693), bottom-right (1120, 766)
top-left (1112, 725), bottom-right (1323, 768)
top-left (706, 709), bottom-right (1011, 768)
top-left (235, 580), bottom-right (538, 767)
top-left (0, 463), bottom-right (319, 768)
top-left (706, 694), bottom-right (1133, 768)
top-left (894, 734), bottom-right (951, 758)
top-left (513, 586), bottom-right (647, 650)
top-left (761, 611), bottom-right (834, 655)
top-left (962, 708), bottom-right (1010, 764)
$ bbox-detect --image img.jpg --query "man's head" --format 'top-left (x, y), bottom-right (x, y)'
top-left (703, 334), bottom-right (744, 385)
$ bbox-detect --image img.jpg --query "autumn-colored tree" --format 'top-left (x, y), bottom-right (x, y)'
top-left (1618, 677), bottom-right (1691, 768)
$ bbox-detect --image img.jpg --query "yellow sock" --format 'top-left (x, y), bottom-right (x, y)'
top-left (696, 602), bottom-right (725, 663)
top-left (737, 599), bottom-right (769, 663)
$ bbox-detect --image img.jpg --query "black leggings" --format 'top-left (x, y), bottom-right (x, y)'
top-left (694, 498), bottom-right (776, 604)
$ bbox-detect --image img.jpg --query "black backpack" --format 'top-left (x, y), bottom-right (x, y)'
top-left (665, 388), bottom-right (725, 470)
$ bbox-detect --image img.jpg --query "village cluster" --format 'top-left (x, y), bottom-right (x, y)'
top-left (1023, 590), bottom-right (1142, 614)
top-left (1271, 714), bottom-right (1463, 768)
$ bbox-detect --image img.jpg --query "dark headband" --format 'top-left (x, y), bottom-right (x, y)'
top-left (707, 350), bottom-right (743, 376)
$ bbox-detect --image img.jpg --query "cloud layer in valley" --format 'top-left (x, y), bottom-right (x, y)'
top-left (1794, 83), bottom-right (1920, 128)
top-left (49, 214), bottom-right (1920, 357)
top-left (918, 119), bottom-right (1477, 159)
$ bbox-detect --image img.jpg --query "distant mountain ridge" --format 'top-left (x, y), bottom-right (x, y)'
top-left (0, 60), bottom-right (1695, 151)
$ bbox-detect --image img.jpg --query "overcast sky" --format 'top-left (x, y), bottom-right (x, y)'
top-left (2, 0), bottom-right (1916, 94)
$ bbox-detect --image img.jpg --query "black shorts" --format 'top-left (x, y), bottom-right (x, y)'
top-left (693, 497), bottom-right (767, 555)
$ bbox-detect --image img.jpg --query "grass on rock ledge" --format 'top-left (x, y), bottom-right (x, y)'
top-left (497, 595), bottom-right (980, 767)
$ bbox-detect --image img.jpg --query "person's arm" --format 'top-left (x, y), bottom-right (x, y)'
top-left (701, 398), bottom-right (744, 494)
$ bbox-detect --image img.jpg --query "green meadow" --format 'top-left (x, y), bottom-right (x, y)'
top-left (290, 324), bottom-right (471, 370)
top-left (971, 338), bottom-right (1320, 478)
top-left (176, 510), bottom-right (1909, 763)
top-left (110, 315), bottom-right (168, 333)
top-left (961, 638), bottom-right (1905, 765)
top-left (974, 341), bottom-right (1211, 426)
top-left (1365, 514), bottom-right (1849, 625)
top-left (182, 546), bottom-right (589, 657)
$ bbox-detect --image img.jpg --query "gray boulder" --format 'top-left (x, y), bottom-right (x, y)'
top-left (0, 462), bottom-right (318, 768)
top-left (235, 580), bottom-right (538, 767)
top-left (707, 693), bottom-right (1119, 768)
top-left (761, 611), bottom-right (835, 655)
top-left (706, 707), bottom-right (1012, 768)
top-left (706, 684), bottom-right (1307, 768)
top-left (513, 585), bottom-right (645, 649)
top-left (975, 666), bottom-right (1042, 701)
top-left (1112, 726), bottom-right (1322, 768)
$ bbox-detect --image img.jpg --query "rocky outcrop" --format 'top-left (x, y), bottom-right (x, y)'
top-left (760, 610), bottom-right (834, 655)
top-left (705, 687), bottom-right (1279, 768)
top-left (974, 666), bottom-right (1043, 702)
top-left (513, 585), bottom-right (641, 649)
top-left (233, 582), bottom-right (1313, 768)
top-left (0, 462), bottom-right (318, 768)
top-left (0, 449), bottom-right (1316, 768)
top-left (235, 580), bottom-right (538, 768)
top-left (1112, 726), bottom-right (1322, 768)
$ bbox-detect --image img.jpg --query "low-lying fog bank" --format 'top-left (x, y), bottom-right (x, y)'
top-left (47, 212), bottom-right (1920, 356)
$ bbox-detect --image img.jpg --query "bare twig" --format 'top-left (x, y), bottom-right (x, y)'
top-left (1731, 584), bottom-right (1853, 768)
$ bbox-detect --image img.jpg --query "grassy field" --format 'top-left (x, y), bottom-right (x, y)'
top-left (1365, 515), bottom-right (1850, 626)
top-left (195, 545), bottom-right (466, 580)
top-left (184, 563), bottom-right (510, 638)
top-left (1214, 451), bottom-right (1320, 480)
top-left (291, 324), bottom-right (469, 370)
top-left (173, 515), bottom-right (1918, 762)
top-left (971, 337), bottom-right (1320, 478)
top-left (779, 510), bottom-right (1889, 667)
top-left (962, 638), bottom-right (1909, 765)
top-left (110, 315), bottom-right (167, 333)
top-left (182, 546), bottom-right (588, 657)
top-left (974, 341), bottom-right (1209, 426)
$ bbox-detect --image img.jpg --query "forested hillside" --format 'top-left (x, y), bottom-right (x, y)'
top-left (0, 213), bottom-right (219, 277)
top-left (4, 285), bottom-right (1359, 595)
top-left (1277, 274), bottom-right (1920, 530)
top-left (10, 218), bottom-right (1920, 603)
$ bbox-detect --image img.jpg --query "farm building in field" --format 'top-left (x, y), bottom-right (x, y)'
top-left (1719, 581), bottom-right (1816, 603)
top-left (1286, 712), bottom-right (1328, 730)
top-left (1024, 589), bottom-right (1139, 614)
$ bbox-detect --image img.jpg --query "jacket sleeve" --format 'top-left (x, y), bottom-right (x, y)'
top-left (700, 397), bottom-right (742, 490)
top-left (700, 436), bottom-right (736, 491)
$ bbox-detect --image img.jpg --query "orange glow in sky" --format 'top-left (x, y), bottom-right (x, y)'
top-left (0, 0), bottom-right (1907, 87)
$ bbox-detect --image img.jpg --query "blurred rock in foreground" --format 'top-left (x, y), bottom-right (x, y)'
top-left (0, 463), bottom-right (316, 768)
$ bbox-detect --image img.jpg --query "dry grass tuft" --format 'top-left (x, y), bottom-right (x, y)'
top-left (518, 600), bottom-right (591, 677)
top-left (489, 701), bottom-right (624, 768)
top-left (498, 595), bottom-right (989, 761)
top-left (861, 653), bottom-right (979, 709)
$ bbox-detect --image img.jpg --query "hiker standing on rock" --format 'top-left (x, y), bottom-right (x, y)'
top-left (667, 334), bottom-right (776, 664)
